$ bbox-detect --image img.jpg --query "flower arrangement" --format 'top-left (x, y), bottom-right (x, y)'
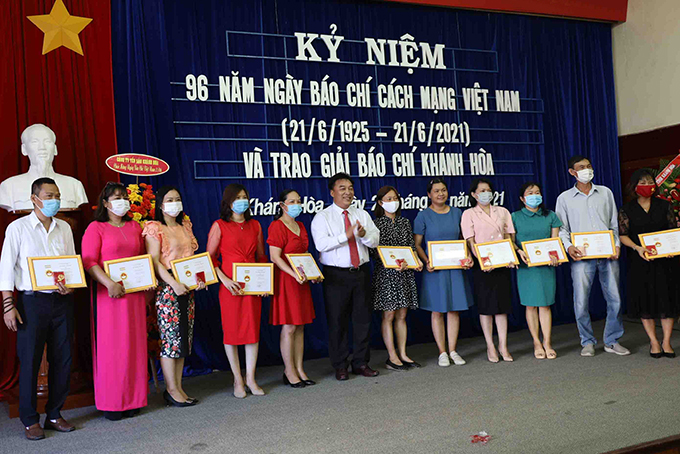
top-left (127, 183), bottom-right (155, 227)
top-left (649, 153), bottom-right (680, 220)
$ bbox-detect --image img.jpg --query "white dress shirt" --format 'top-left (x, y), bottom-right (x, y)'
top-left (0, 211), bottom-right (76, 292)
top-left (311, 203), bottom-right (380, 268)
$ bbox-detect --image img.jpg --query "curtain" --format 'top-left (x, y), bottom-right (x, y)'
top-left (110, 0), bottom-right (621, 373)
top-left (0, 0), bottom-right (118, 399)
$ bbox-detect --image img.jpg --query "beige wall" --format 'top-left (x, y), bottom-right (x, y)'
top-left (612, 0), bottom-right (680, 136)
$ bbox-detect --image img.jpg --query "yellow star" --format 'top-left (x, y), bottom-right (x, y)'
top-left (27, 0), bottom-right (93, 56)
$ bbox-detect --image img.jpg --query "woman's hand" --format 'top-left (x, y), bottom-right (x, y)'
top-left (461, 257), bottom-right (474, 270)
top-left (196, 281), bottom-right (207, 291)
top-left (415, 258), bottom-right (424, 272)
top-left (222, 277), bottom-right (243, 296)
top-left (517, 250), bottom-right (529, 265)
top-left (635, 246), bottom-right (651, 262)
top-left (426, 260), bottom-right (435, 273)
top-left (549, 254), bottom-right (559, 267)
top-left (107, 281), bottom-right (125, 298)
top-left (171, 282), bottom-right (190, 296)
top-left (397, 260), bottom-right (408, 272)
top-left (506, 262), bottom-right (518, 269)
top-left (294, 273), bottom-right (306, 285)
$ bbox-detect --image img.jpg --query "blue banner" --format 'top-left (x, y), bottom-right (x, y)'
top-left (112, 0), bottom-right (620, 372)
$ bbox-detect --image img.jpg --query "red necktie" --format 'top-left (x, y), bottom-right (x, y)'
top-left (343, 210), bottom-right (360, 268)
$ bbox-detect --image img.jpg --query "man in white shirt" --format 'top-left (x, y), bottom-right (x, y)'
top-left (1, 178), bottom-right (77, 440)
top-left (311, 173), bottom-right (380, 380)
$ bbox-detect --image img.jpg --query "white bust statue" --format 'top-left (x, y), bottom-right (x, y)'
top-left (0, 124), bottom-right (88, 212)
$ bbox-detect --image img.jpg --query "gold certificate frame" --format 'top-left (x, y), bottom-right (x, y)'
top-left (570, 231), bottom-right (616, 259)
top-left (474, 239), bottom-right (520, 271)
top-left (638, 228), bottom-right (680, 259)
top-left (232, 263), bottom-right (275, 296)
top-left (521, 237), bottom-right (569, 267)
top-left (170, 252), bottom-right (220, 290)
top-left (104, 254), bottom-right (158, 294)
top-left (376, 246), bottom-right (420, 269)
top-left (28, 255), bottom-right (87, 291)
top-left (285, 253), bottom-right (325, 281)
top-left (427, 240), bottom-right (469, 270)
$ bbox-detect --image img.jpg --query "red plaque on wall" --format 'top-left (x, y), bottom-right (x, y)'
top-left (105, 153), bottom-right (170, 176)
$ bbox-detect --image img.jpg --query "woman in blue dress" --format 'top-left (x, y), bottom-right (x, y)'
top-left (414, 178), bottom-right (474, 367)
top-left (511, 181), bottom-right (563, 360)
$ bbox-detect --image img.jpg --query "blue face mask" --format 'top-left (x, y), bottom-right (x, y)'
top-left (232, 199), bottom-right (250, 214)
top-left (37, 198), bottom-right (61, 217)
top-left (477, 191), bottom-right (494, 205)
top-left (524, 194), bottom-right (543, 209)
top-left (286, 204), bottom-right (303, 219)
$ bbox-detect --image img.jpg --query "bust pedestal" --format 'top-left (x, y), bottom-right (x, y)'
top-left (6, 208), bottom-right (95, 418)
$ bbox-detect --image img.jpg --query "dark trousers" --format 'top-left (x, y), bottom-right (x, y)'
top-left (322, 264), bottom-right (372, 370)
top-left (16, 291), bottom-right (74, 427)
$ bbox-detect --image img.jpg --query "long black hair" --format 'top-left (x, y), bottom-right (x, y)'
top-left (469, 177), bottom-right (494, 207)
top-left (518, 181), bottom-right (549, 216)
top-left (93, 182), bottom-right (132, 222)
top-left (155, 185), bottom-right (186, 225)
top-left (274, 189), bottom-right (299, 220)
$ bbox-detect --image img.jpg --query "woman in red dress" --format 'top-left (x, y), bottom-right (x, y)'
top-left (82, 182), bottom-right (149, 420)
top-left (268, 190), bottom-right (317, 388)
top-left (207, 184), bottom-right (267, 398)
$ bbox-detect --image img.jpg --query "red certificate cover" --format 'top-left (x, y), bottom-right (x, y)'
top-left (395, 258), bottom-right (406, 267)
top-left (481, 257), bottom-right (491, 267)
top-left (195, 271), bottom-right (206, 285)
top-left (645, 245), bottom-right (658, 256)
top-left (548, 250), bottom-right (559, 259)
top-left (52, 271), bottom-right (65, 286)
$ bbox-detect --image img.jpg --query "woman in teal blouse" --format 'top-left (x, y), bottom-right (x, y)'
top-left (511, 182), bottom-right (563, 360)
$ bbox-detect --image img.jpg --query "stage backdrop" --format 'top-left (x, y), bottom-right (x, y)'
top-left (111, 0), bottom-right (621, 373)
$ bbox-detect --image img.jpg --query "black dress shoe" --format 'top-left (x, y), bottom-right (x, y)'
top-left (302, 379), bottom-right (316, 386)
top-left (123, 409), bottom-right (140, 418)
top-left (650, 347), bottom-right (663, 359)
top-left (283, 374), bottom-right (306, 388)
top-left (402, 360), bottom-right (422, 369)
top-left (104, 411), bottom-right (123, 421)
top-left (662, 349), bottom-right (676, 358)
top-left (352, 364), bottom-right (379, 377)
top-left (385, 359), bottom-right (408, 371)
top-left (163, 390), bottom-right (196, 407)
top-left (335, 368), bottom-right (349, 381)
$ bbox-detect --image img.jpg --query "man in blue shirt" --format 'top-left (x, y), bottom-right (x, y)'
top-left (555, 156), bottom-right (629, 357)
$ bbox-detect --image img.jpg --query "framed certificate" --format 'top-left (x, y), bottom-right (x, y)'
top-left (28, 255), bottom-right (87, 291)
top-left (170, 252), bottom-right (219, 290)
top-left (377, 246), bottom-right (420, 269)
top-left (474, 239), bottom-right (519, 271)
top-left (232, 263), bottom-right (274, 296)
top-left (521, 238), bottom-right (569, 267)
top-left (638, 228), bottom-right (680, 259)
top-left (104, 254), bottom-right (157, 293)
top-left (427, 240), bottom-right (469, 270)
top-left (285, 253), bottom-right (324, 281)
top-left (571, 231), bottom-right (616, 259)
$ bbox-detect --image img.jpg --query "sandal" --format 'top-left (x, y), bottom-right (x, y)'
top-left (545, 348), bottom-right (557, 359)
top-left (534, 347), bottom-right (546, 359)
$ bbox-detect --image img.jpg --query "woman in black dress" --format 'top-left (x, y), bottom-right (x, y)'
top-left (618, 169), bottom-right (680, 358)
top-left (370, 186), bottom-right (423, 371)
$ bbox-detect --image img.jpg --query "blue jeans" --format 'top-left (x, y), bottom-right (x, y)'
top-left (571, 259), bottom-right (623, 346)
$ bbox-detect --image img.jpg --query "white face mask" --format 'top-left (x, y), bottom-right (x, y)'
top-left (163, 201), bottom-right (183, 217)
top-left (576, 169), bottom-right (594, 184)
top-left (381, 201), bottom-right (399, 214)
top-left (108, 199), bottom-right (130, 217)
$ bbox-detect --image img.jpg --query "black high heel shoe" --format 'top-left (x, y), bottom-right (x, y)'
top-left (163, 390), bottom-right (196, 407)
top-left (662, 349), bottom-right (676, 358)
top-left (302, 379), bottom-right (316, 386)
top-left (650, 347), bottom-right (663, 359)
top-left (283, 374), bottom-right (306, 388)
